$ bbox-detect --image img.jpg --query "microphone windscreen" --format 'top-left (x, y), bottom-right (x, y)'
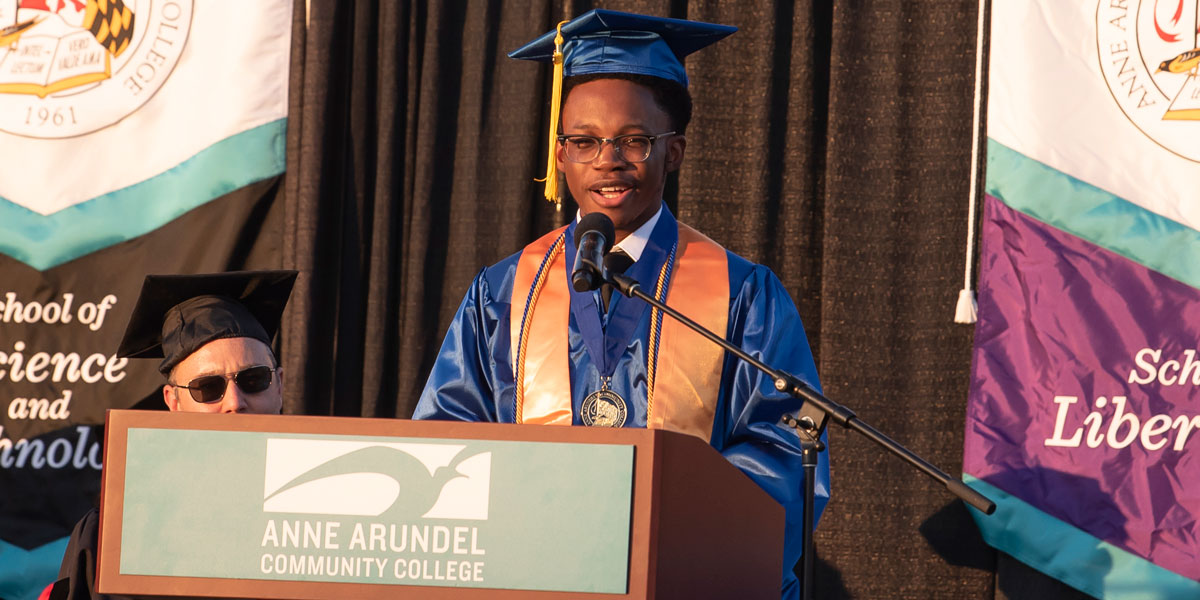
top-left (574, 212), bottom-right (616, 252)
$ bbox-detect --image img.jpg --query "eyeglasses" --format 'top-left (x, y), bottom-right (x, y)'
top-left (171, 365), bottom-right (276, 404)
top-left (557, 131), bottom-right (676, 163)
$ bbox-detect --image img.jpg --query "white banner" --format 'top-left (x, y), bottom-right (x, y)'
top-left (987, 1), bottom-right (1200, 225)
top-left (0, 0), bottom-right (290, 215)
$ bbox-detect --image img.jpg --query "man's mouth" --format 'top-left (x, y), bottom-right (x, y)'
top-left (590, 183), bottom-right (634, 200)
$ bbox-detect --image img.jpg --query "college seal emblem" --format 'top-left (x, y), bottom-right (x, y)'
top-left (0, 0), bottom-right (192, 138)
top-left (580, 388), bottom-right (627, 427)
top-left (1096, 0), bottom-right (1200, 162)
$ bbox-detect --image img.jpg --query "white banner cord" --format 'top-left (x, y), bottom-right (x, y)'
top-left (955, 0), bottom-right (990, 325)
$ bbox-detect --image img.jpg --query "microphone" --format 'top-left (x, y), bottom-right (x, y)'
top-left (572, 212), bottom-right (615, 292)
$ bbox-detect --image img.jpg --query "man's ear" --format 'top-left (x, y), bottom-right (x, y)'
top-left (555, 139), bottom-right (567, 173)
top-left (162, 384), bottom-right (180, 411)
top-left (665, 134), bottom-right (686, 172)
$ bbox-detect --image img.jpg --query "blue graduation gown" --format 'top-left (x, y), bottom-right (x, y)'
top-left (415, 207), bottom-right (830, 599)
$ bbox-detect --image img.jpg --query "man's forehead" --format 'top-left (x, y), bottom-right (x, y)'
top-left (561, 79), bottom-right (671, 131)
top-left (172, 336), bottom-right (275, 376)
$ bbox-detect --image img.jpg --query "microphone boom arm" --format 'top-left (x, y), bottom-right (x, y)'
top-left (607, 272), bottom-right (995, 514)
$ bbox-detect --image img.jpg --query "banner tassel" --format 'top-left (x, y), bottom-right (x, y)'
top-left (955, 288), bottom-right (978, 324)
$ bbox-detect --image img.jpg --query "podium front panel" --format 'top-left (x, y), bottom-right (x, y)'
top-left (98, 411), bottom-right (644, 599)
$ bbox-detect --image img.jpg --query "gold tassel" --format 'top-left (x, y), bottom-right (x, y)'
top-left (536, 20), bottom-right (570, 206)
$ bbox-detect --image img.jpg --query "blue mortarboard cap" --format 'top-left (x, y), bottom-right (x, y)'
top-left (509, 9), bottom-right (737, 87)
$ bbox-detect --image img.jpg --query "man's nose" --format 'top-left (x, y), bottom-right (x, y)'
top-left (219, 380), bottom-right (249, 413)
top-left (592, 140), bottom-right (630, 169)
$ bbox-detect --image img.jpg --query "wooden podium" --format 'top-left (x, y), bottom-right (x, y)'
top-left (97, 411), bottom-right (784, 599)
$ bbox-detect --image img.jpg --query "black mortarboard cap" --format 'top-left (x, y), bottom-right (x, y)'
top-left (116, 270), bottom-right (298, 375)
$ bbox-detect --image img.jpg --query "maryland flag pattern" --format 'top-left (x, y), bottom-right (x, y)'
top-left (83, 0), bottom-right (135, 57)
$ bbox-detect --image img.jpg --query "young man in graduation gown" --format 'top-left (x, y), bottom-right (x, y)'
top-left (48, 270), bottom-right (297, 600)
top-left (414, 10), bottom-right (829, 599)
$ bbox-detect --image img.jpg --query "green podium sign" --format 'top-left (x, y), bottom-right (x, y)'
top-left (119, 429), bottom-right (633, 593)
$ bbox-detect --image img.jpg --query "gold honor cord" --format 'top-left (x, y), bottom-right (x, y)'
top-left (643, 243), bottom-right (676, 420)
top-left (535, 20), bottom-right (570, 206)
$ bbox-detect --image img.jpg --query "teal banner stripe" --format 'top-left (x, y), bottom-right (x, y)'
top-left (0, 536), bottom-right (68, 600)
top-left (0, 118), bottom-right (286, 271)
top-left (986, 139), bottom-right (1200, 291)
top-left (964, 474), bottom-right (1200, 600)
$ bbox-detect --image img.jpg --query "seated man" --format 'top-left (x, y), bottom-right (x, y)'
top-left (48, 270), bottom-right (297, 600)
top-left (414, 10), bottom-right (829, 599)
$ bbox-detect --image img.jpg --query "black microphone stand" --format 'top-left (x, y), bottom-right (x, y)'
top-left (605, 270), bottom-right (995, 600)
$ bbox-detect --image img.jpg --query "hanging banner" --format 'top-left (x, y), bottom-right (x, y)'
top-left (0, 1), bottom-right (290, 599)
top-left (965, 1), bottom-right (1200, 598)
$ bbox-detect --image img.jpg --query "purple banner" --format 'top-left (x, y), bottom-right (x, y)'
top-left (965, 195), bottom-right (1200, 580)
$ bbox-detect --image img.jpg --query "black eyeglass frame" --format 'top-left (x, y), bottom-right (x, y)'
top-left (556, 131), bottom-right (677, 163)
top-left (170, 365), bottom-right (278, 404)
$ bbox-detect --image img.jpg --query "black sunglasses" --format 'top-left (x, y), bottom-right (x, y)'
top-left (172, 365), bottom-right (276, 404)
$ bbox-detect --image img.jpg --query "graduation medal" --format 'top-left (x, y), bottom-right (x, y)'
top-left (580, 380), bottom-right (627, 427)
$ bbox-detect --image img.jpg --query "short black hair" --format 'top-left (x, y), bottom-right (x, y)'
top-left (561, 73), bottom-right (693, 134)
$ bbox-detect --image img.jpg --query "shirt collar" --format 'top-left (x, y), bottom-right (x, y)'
top-left (574, 204), bottom-right (662, 263)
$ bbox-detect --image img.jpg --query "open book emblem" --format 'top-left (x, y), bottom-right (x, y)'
top-left (0, 0), bottom-right (134, 98)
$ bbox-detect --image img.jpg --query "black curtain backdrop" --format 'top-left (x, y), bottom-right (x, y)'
top-left (277, 1), bottom-right (1094, 598)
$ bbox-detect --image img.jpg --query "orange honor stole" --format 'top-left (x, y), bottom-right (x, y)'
top-left (510, 221), bottom-right (729, 442)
